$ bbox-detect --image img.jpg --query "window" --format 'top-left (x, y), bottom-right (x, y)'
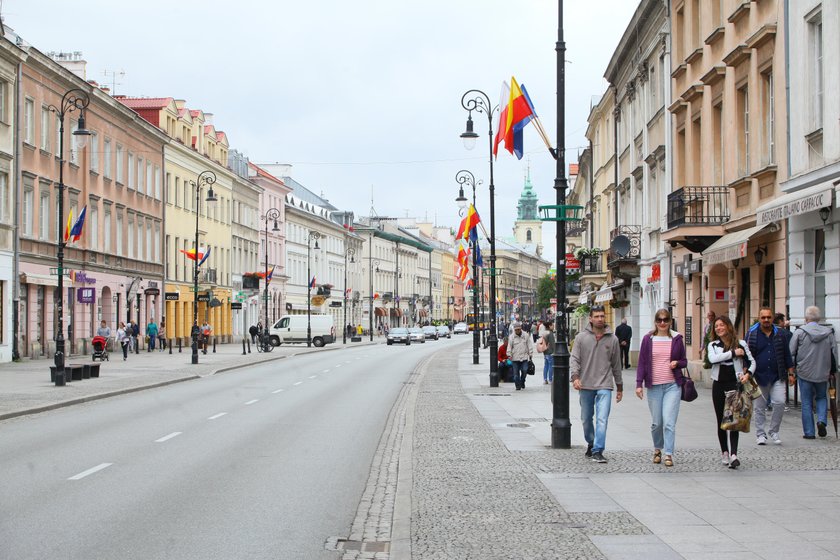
top-left (175, 236), bottom-right (180, 281)
top-left (165, 173), bottom-right (171, 203)
top-left (127, 152), bottom-right (134, 189)
top-left (116, 212), bottom-right (123, 256)
top-left (127, 215), bottom-right (134, 259)
top-left (89, 204), bottom-right (99, 248)
top-left (24, 98), bottom-right (34, 144)
top-left (137, 157), bottom-right (144, 194)
top-left (154, 223), bottom-right (160, 263)
top-left (526, 229), bottom-right (532, 242)
top-left (0, 80), bottom-right (6, 121)
top-left (146, 221), bottom-right (152, 261)
top-left (737, 86), bottom-right (750, 176)
top-left (40, 106), bottom-right (50, 152)
top-left (22, 187), bottom-right (33, 236)
top-left (762, 71), bottom-right (775, 166)
top-left (55, 114), bottom-right (61, 153)
top-left (104, 207), bottom-right (111, 253)
top-left (0, 172), bottom-right (8, 223)
top-left (116, 145), bottom-right (124, 184)
top-left (70, 121), bottom-right (80, 165)
top-left (712, 102), bottom-right (724, 184)
top-left (146, 161), bottom-right (152, 196)
top-left (808, 12), bottom-right (823, 131)
top-left (154, 165), bottom-right (160, 199)
top-left (103, 138), bottom-right (112, 179)
top-left (137, 219), bottom-right (144, 260)
top-left (39, 191), bottom-right (50, 240)
top-left (815, 228), bottom-right (826, 313)
top-left (174, 177), bottom-right (180, 207)
top-left (90, 132), bottom-right (99, 173)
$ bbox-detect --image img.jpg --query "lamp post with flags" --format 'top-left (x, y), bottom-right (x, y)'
top-left (262, 208), bottom-right (281, 351)
top-left (49, 88), bottom-right (91, 385)
top-left (343, 246), bottom-right (355, 344)
top-left (189, 171), bottom-right (217, 365)
top-left (455, 169), bottom-right (481, 366)
top-left (307, 231), bottom-right (321, 348)
top-left (460, 90), bottom-right (500, 386)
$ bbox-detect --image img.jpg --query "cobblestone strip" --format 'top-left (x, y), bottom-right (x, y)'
top-left (328, 359), bottom-right (425, 560)
top-left (412, 351), bottom-right (605, 560)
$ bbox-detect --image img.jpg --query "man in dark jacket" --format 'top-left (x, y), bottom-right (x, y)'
top-left (615, 318), bottom-right (632, 369)
top-left (747, 307), bottom-right (794, 445)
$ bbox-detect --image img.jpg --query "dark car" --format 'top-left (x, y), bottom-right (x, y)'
top-left (422, 326), bottom-right (439, 340)
top-left (387, 327), bottom-right (411, 345)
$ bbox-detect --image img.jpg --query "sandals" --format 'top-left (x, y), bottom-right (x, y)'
top-left (653, 450), bottom-right (661, 464)
top-left (664, 455), bottom-right (674, 467)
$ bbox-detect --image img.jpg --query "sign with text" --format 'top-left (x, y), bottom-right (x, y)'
top-left (165, 292), bottom-right (180, 301)
top-left (197, 294), bottom-right (211, 303)
top-left (77, 287), bottom-right (95, 304)
top-left (757, 188), bottom-right (832, 226)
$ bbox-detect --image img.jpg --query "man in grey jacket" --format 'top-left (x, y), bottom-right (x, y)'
top-left (571, 306), bottom-right (623, 463)
top-left (507, 321), bottom-right (534, 390)
top-left (791, 306), bottom-right (838, 439)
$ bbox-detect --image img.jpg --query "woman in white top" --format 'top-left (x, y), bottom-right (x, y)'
top-left (707, 315), bottom-right (756, 469)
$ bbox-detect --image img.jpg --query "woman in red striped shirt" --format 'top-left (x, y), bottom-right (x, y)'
top-left (635, 309), bottom-right (688, 467)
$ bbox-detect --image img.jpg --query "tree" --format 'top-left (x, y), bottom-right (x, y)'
top-left (537, 274), bottom-right (554, 312)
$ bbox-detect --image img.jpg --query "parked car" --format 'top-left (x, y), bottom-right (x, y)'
top-left (270, 315), bottom-right (336, 347)
top-left (386, 327), bottom-right (411, 345)
top-left (453, 322), bottom-right (469, 335)
top-left (422, 326), bottom-right (439, 340)
top-left (408, 327), bottom-right (426, 343)
top-left (436, 325), bottom-right (451, 339)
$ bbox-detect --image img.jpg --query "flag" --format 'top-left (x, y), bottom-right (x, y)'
top-left (68, 206), bottom-right (87, 242)
top-left (518, 83), bottom-right (553, 155)
top-left (197, 247), bottom-right (211, 267)
top-left (180, 247), bottom-right (208, 262)
top-left (495, 77), bottom-right (535, 159)
top-left (492, 81), bottom-right (510, 157)
top-left (64, 208), bottom-right (73, 242)
top-left (457, 204), bottom-right (481, 240)
top-left (509, 297), bottom-right (519, 306)
top-left (309, 276), bottom-right (317, 288)
top-left (470, 228), bottom-right (483, 267)
top-left (466, 278), bottom-right (475, 290)
top-left (374, 292), bottom-right (380, 300)
top-left (266, 265), bottom-right (275, 283)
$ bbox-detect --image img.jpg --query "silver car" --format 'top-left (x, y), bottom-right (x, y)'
top-left (436, 325), bottom-right (451, 339)
top-left (453, 322), bottom-right (469, 335)
top-left (422, 326), bottom-right (439, 340)
top-left (387, 327), bottom-right (411, 345)
top-left (408, 328), bottom-right (426, 343)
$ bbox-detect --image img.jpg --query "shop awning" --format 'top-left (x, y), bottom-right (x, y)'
top-left (756, 182), bottom-right (834, 226)
top-left (20, 273), bottom-right (73, 287)
top-left (389, 308), bottom-right (403, 317)
top-left (594, 288), bottom-right (613, 303)
top-left (374, 307), bottom-right (386, 317)
top-left (702, 224), bottom-right (770, 265)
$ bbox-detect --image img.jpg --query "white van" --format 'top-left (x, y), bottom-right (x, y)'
top-left (270, 314), bottom-right (336, 347)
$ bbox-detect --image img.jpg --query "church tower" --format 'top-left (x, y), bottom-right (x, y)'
top-left (513, 167), bottom-right (543, 256)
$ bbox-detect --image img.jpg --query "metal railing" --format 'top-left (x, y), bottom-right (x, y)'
top-left (607, 225), bottom-right (641, 267)
top-left (579, 256), bottom-right (603, 274)
top-left (667, 186), bottom-right (729, 229)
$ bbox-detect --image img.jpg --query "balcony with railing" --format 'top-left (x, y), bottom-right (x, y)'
top-left (666, 186), bottom-right (730, 229)
top-left (607, 225), bottom-right (641, 268)
top-left (579, 255), bottom-right (604, 275)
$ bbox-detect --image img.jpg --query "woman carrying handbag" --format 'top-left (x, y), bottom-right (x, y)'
top-left (708, 315), bottom-right (756, 469)
top-left (635, 309), bottom-right (687, 467)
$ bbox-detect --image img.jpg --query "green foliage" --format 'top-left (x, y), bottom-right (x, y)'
top-left (537, 274), bottom-right (555, 311)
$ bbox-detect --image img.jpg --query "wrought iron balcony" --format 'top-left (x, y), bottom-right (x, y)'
top-left (566, 279), bottom-right (581, 295)
top-left (666, 186), bottom-right (730, 229)
top-left (579, 255), bottom-right (603, 274)
top-left (607, 225), bottom-right (641, 268)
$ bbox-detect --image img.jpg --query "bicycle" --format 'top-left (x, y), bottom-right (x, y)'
top-left (257, 330), bottom-right (274, 353)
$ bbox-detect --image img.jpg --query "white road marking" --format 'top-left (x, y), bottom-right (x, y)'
top-left (208, 412), bottom-right (228, 420)
top-left (334, 365), bottom-right (342, 369)
top-left (322, 369), bottom-right (330, 373)
top-left (68, 463), bottom-right (113, 480)
top-left (308, 375), bottom-right (317, 379)
top-left (293, 381), bottom-right (303, 386)
top-left (154, 432), bottom-right (182, 443)
top-left (272, 388), bottom-right (285, 394)
top-left (244, 399), bottom-right (259, 405)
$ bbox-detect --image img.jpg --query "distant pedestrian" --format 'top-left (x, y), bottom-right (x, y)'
top-left (507, 321), bottom-right (534, 391)
top-left (357, 324), bottom-right (363, 336)
top-left (708, 315), bottom-right (756, 469)
top-left (571, 306), bottom-right (623, 464)
top-left (249, 324), bottom-right (259, 344)
top-left (117, 322), bottom-right (130, 361)
top-left (540, 322), bottom-right (556, 384)
top-left (201, 321), bottom-right (212, 354)
top-left (615, 317), bottom-right (633, 369)
top-left (497, 338), bottom-right (512, 383)
top-left (790, 306), bottom-right (838, 440)
top-left (635, 309), bottom-right (686, 467)
top-left (530, 322), bottom-right (539, 343)
top-left (747, 307), bottom-right (794, 445)
top-left (131, 320), bottom-right (140, 352)
top-left (96, 320), bottom-right (111, 339)
top-left (157, 320), bottom-right (167, 351)
top-left (346, 323), bottom-right (353, 338)
top-left (146, 318), bottom-right (158, 352)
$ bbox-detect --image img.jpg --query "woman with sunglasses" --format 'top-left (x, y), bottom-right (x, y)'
top-left (708, 315), bottom-right (756, 469)
top-left (635, 309), bottom-right (687, 467)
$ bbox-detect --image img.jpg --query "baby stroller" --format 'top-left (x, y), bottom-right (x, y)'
top-left (92, 335), bottom-right (109, 361)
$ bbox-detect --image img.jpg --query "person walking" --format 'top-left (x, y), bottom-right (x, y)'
top-left (201, 321), bottom-right (212, 354)
top-left (157, 319), bottom-right (167, 351)
top-left (117, 322), bottom-right (130, 361)
top-left (790, 306), bottom-right (838, 439)
top-left (635, 309), bottom-right (687, 467)
top-left (507, 321), bottom-right (534, 391)
top-left (130, 320), bottom-right (140, 352)
top-left (571, 306), bottom-right (623, 464)
top-left (541, 322), bottom-right (556, 385)
top-left (146, 318), bottom-right (159, 352)
top-left (747, 307), bottom-right (794, 445)
top-left (615, 318), bottom-right (633, 369)
top-left (708, 315), bottom-right (756, 469)
top-left (249, 324), bottom-right (259, 344)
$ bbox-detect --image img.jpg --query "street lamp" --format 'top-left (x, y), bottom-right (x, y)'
top-left (190, 171), bottom-right (217, 365)
top-left (456, 169), bottom-right (481, 366)
top-left (307, 231), bottom-right (321, 347)
top-left (48, 88), bottom-right (91, 385)
top-left (262, 208), bottom-right (281, 350)
top-left (369, 252), bottom-right (380, 342)
top-left (395, 265), bottom-right (402, 328)
top-left (460, 90), bottom-right (500, 386)
top-left (343, 246), bottom-right (356, 344)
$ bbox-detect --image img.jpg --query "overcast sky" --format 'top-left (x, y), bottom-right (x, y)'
top-left (5, 0), bottom-right (638, 259)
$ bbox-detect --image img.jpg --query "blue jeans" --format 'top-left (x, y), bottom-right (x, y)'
top-left (512, 360), bottom-right (529, 388)
top-left (580, 389), bottom-right (612, 453)
top-left (543, 353), bottom-right (554, 382)
top-left (798, 379), bottom-right (828, 437)
top-left (646, 382), bottom-right (681, 455)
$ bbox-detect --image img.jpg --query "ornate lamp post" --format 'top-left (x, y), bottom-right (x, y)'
top-left (306, 231), bottom-right (321, 347)
top-left (368, 252), bottom-right (380, 342)
top-left (262, 208), bottom-right (281, 349)
top-left (460, 90), bottom-right (500, 386)
top-left (455, 169), bottom-right (481, 366)
top-left (394, 265), bottom-right (402, 328)
top-left (190, 171), bottom-right (217, 365)
top-left (343, 246), bottom-right (356, 343)
top-left (49, 88), bottom-right (91, 385)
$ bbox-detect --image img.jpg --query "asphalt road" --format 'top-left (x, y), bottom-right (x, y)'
top-left (0, 337), bottom-right (462, 560)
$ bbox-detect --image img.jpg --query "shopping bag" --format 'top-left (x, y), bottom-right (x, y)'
top-left (721, 388), bottom-right (752, 432)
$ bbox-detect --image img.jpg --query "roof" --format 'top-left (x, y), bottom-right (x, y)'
top-left (569, 163), bottom-right (579, 176)
top-left (116, 96), bottom-right (173, 110)
top-left (281, 175), bottom-right (339, 211)
top-left (248, 162), bottom-right (286, 185)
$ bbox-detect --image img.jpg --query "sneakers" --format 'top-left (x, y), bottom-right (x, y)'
top-left (818, 422), bottom-right (827, 438)
top-left (770, 432), bottom-right (782, 445)
top-left (721, 451), bottom-right (730, 465)
top-left (728, 455), bottom-right (740, 469)
top-left (803, 435), bottom-right (816, 440)
top-left (585, 444), bottom-right (593, 458)
top-left (756, 435), bottom-right (767, 446)
top-left (591, 452), bottom-right (608, 463)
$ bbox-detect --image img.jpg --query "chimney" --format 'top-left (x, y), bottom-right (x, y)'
top-left (49, 51), bottom-right (87, 80)
top-left (204, 113), bottom-right (213, 125)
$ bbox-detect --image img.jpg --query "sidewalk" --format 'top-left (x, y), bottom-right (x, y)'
top-left (0, 339), bottom-right (380, 421)
top-left (453, 348), bottom-right (840, 560)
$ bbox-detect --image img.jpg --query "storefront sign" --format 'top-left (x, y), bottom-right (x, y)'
top-left (197, 294), bottom-right (211, 302)
top-left (704, 242), bottom-right (747, 265)
top-left (77, 287), bottom-right (96, 304)
top-left (144, 287), bottom-right (160, 296)
top-left (757, 187), bottom-right (832, 226)
top-left (165, 292), bottom-right (180, 301)
top-left (712, 289), bottom-right (727, 302)
top-left (231, 302), bottom-right (243, 310)
top-left (565, 253), bottom-right (580, 270)
top-left (594, 288), bottom-right (613, 303)
top-left (72, 271), bottom-right (96, 284)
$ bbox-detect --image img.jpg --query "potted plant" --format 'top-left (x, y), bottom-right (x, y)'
top-left (574, 247), bottom-right (602, 260)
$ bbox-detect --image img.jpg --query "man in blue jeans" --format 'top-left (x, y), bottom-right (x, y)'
top-left (571, 306), bottom-right (623, 463)
top-left (507, 321), bottom-right (534, 390)
top-left (790, 306), bottom-right (837, 439)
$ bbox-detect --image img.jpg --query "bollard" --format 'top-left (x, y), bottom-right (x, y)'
top-left (242, 339), bottom-right (246, 355)
top-left (247, 339), bottom-right (251, 354)
top-left (135, 338), bottom-right (140, 355)
top-left (213, 337), bottom-right (216, 353)
top-left (169, 339), bottom-right (173, 354)
top-left (178, 338), bottom-right (182, 353)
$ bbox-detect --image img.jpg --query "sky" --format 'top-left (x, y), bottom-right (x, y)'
top-left (4, 0), bottom-right (638, 260)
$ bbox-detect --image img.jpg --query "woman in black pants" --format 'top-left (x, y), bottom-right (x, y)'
top-left (707, 316), bottom-right (755, 469)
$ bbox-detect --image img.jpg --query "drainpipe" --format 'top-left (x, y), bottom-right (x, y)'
top-left (588, 140), bottom-right (594, 245)
top-left (11, 60), bottom-right (23, 360)
top-left (783, 0), bottom-right (791, 324)
top-left (613, 85), bottom-right (620, 234)
top-left (662, 0), bottom-right (674, 313)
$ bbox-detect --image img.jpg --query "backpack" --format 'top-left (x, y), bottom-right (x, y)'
top-left (132, 323), bottom-right (140, 336)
